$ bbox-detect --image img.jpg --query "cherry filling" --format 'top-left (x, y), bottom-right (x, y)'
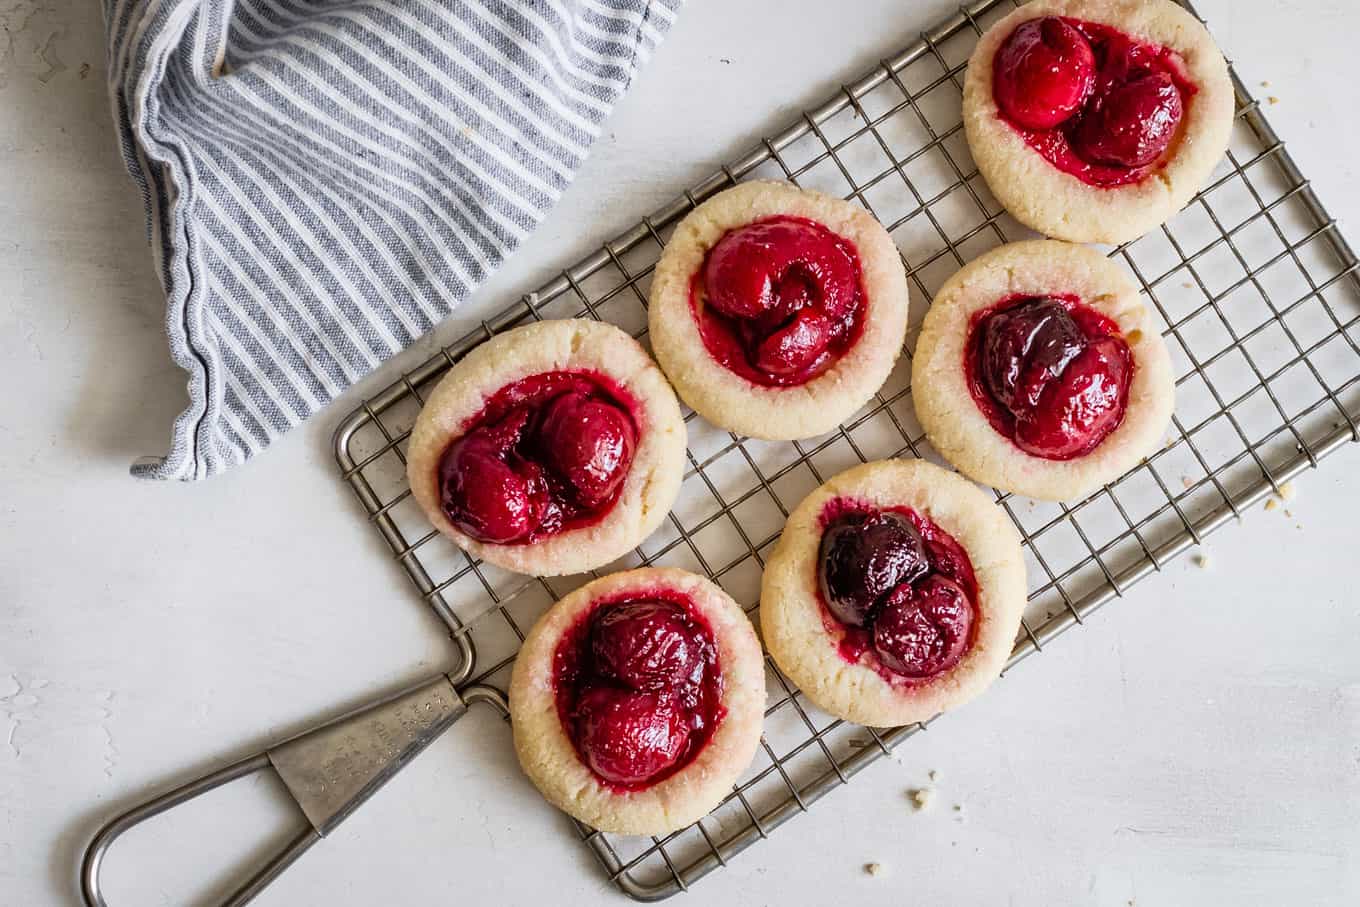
top-left (553, 590), bottom-right (724, 790)
top-left (436, 371), bottom-right (638, 545)
top-left (992, 16), bottom-right (1196, 187)
top-left (690, 215), bottom-right (867, 387)
top-left (816, 499), bottom-right (979, 682)
top-left (966, 295), bottom-right (1133, 461)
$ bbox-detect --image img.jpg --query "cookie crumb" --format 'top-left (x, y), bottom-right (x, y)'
top-left (1181, 475), bottom-right (1194, 489)
top-left (1264, 497), bottom-right (1279, 512)
top-left (928, 769), bottom-right (940, 782)
top-left (1268, 96), bottom-right (1280, 106)
top-left (1182, 280), bottom-right (1194, 289)
top-left (1279, 481), bottom-right (1295, 501)
top-left (1260, 80), bottom-right (1270, 88)
top-left (864, 862), bottom-right (885, 877)
top-left (1194, 552), bottom-right (1210, 569)
top-left (908, 787), bottom-right (934, 811)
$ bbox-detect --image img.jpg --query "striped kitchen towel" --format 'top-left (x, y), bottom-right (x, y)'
top-left (105, 0), bottom-right (683, 480)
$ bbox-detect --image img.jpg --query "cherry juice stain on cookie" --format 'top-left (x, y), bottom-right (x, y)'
top-left (993, 16), bottom-right (1195, 187)
top-left (965, 294), bottom-right (1133, 461)
top-left (815, 499), bottom-right (979, 684)
top-left (436, 371), bottom-right (639, 544)
top-left (551, 588), bottom-right (725, 790)
top-left (690, 216), bottom-right (867, 386)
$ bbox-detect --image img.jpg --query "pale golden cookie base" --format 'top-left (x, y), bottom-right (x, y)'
top-left (509, 568), bottom-right (766, 836)
top-left (406, 319), bottom-right (686, 577)
top-left (760, 460), bottom-right (1026, 727)
top-left (963, 0), bottom-right (1234, 244)
top-left (649, 181), bottom-right (910, 440)
top-left (912, 240), bottom-right (1175, 501)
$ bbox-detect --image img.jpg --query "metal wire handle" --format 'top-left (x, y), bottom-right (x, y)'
top-left (79, 677), bottom-right (508, 907)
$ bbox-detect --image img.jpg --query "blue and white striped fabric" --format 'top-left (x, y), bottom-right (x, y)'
top-left (105, 0), bottom-right (682, 480)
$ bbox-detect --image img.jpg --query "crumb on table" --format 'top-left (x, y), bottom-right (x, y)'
top-left (909, 787), bottom-right (934, 811)
top-left (864, 862), bottom-right (885, 877)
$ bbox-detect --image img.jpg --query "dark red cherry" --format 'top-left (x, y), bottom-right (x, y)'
top-left (573, 686), bottom-right (689, 786)
top-left (590, 601), bottom-right (704, 691)
top-left (818, 512), bottom-right (929, 628)
top-left (438, 411), bottom-right (545, 544)
top-left (753, 307), bottom-right (833, 377)
top-left (872, 575), bottom-right (973, 678)
top-left (1069, 68), bottom-right (1183, 168)
top-left (703, 219), bottom-right (859, 323)
top-left (537, 391), bottom-right (636, 509)
top-left (1013, 335), bottom-right (1132, 459)
top-left (994, 17), bottom-right (1097, 130)
top-left (980, 297), bottom-right (1087, 412)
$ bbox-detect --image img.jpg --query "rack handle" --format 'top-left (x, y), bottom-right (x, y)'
top-left (81, 675), bottom-right (507, 907)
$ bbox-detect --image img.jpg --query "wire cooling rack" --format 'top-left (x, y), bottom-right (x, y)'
top-left (333, 0), bottom-right (1360, 899)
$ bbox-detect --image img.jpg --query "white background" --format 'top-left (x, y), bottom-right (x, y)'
top-left (2, 1), bottom-right (1358, 904)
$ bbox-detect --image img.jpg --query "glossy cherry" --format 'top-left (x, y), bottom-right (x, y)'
top-left (439, 411), bottom-right (546, 544)
top-left (591, 601), bottom-right (705, 692)
top-left (994, 17), bottom-right (1096, 130)
top-left (694, 216), bottom-right (866, 387)
top-left (554, 593), bottom-right (724, 791)
top-left (752, 307), bottom-right (833, 377)
top-left (816, 502), bottom-right (980, 682)
top-left (818, 512), bottom-right (929, 628)
top-left (537, 391), bottom-right (637, 509)
top-left (972, 296), bottom-right (1132, 461)
top-left (872, 575), bottom-right (974, 678)
top-left (991, 17), bottom-right (1194, 187)
top-left (979, 297), bottom-right (1087, 413)
top-left (1069, 68), bottom-right (1182, 168)
top-left (1013, 335), bottom-right (1132, 459)
top-left (572, 686), bottom-right (690, 787)
top-left (436, 373), bottom-right (638, 545)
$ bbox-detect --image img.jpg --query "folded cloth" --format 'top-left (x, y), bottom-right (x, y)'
top-left (105, 0), bottom-right (682, 480)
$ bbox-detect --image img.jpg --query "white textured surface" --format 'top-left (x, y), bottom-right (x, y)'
top-left (1, 1), bottom-right (1358, 905)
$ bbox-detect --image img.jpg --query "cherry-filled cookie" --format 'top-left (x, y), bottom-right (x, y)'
top-left (510, 568), bottom-right (765, 835)
top-left (761, 460), bottom-right (1026, 727)
top-left (913, 240), bottom-right (1173, 501)
top-left (407, 319), bottom-right (686, 577)
top-left (649, 181), bottom-right (910, 440)
top-left (963, 0), bottom-right (1233, 244)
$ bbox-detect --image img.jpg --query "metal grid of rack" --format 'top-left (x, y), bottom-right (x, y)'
top-left (332, 0), bottom-right (1360, 899)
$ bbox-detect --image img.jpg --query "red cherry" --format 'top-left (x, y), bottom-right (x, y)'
top-left (872, 575), bottom-right (974, 678)
top-left (1069, 69), bottom-right (1183, 168)
top-left (994, 17), bottom-right (1097, 130)
top-left (439, 435), bottom-right (543, 544)
top-left (590, 601), bottom-right (704, 691)
top-left (703, 219), bottom-right (859, 323)
top-left (1014, 336), bottom-right (1132, 460)
top-left (536, 391), bottom-right (636, 509)
top-left (980, 297), bottom-right (1088, 412)
top-left (819, 512), bottom-right (929, 628)
top-left (753, 307), bottom-right (833, 377)
top-left (573, 686), bottom-right (689, 786)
